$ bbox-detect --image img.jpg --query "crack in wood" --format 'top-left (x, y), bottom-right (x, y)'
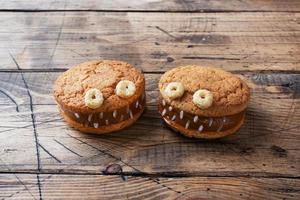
top-left (45, 11), bottom-right (65, 69)
top-left (67, 134), bottom-right (182, 194)
top-left (182, 56), bottom-right (240, 60)
top-left (38, 143), bottom-right (62, 163)
top-left (0, 89), bottom-right (19, 112)
top-left (0, 158), bottom-right (37, 200)
top-left (53, 139), bottom-right (83, 157)
top-left (8, 52), bottom-right (43, 200)
top-left (155, 26), bottom-right (178, 39)
top-left (224, 143), bottom-right (296, 191)
top-left (0, 118), bottom-right (62, 135)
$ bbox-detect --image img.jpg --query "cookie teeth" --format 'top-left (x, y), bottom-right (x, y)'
top-left (223, 116), bottom-right (227, 123)
top-left (135, 101), bottom-right (139, 108)
top-left (193, 115), bottom-right (199, 123)
top-left (208, 118), bottom-right (213, 127)
top-left (113, 110), bottom-right (118, 118)
top-left (105, 119), bottom-right (109, 125)
top-left (74, 113), bottom-right (80, 119)
top-left (93, 123), bottom-right (99, 128)
top-left (168, 106), bottom-right (173, 111)
top-left (198, 125), bottom-right (204, 132)
top-left (129, 110), bottom-right (133, 119)
top-left (171, 115), bottom-right (176, 121)
top-left (126, 106), bottom-right (130, 113)
top-left (162, 108), bottom-right (167, 116)
top-left (217, 118), bottom-right (224, 132)
top-left (185, 120), bottom-right (190, 129)
top-left (99, 112), bottom-right (103, 119)
top-left (180, 111), bottom-right (184, 119)
top-left (88, 114), bottom-right (92, 122)
top-left (120, 115), bottom-right (124, 122)
top-left (162, 99), bottom-right (166, 106)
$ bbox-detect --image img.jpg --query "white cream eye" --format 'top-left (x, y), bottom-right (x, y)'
top-left (84, 88), bottom-right (104, 109)
top-left (115, 80), bottom-right (136, 98)
top-left (164, 82), bottom-right (185, 99)
top-left (192, 89), bottom-right (213, 109)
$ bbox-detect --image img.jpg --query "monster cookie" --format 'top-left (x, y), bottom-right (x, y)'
top-left (158, 65), bottom-right (250, 139)
top-left (53, 60), bottom-right (145, 134)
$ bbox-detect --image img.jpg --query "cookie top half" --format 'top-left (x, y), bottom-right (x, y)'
top-left (53, 60), bottom-right (145, 113)
top-left (159, 65), bottom-right (250, 117)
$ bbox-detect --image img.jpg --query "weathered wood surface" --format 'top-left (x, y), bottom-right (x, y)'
top-left (0, 72), bottom-right (299, 178)
top-left (1, 0), bottom-right (300, 12)
top-left (1, 12), bottom-right (299, 72)
top-left (1, 174), bottom-right (299, 200)
top-left (1, 1), bottom-right (300, 199)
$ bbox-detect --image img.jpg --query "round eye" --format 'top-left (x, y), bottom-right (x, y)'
top-left (116, 80), bottom-right (136, 98)
top-left (164, 82), bottom-right (185, 99)
top-left (84, 88), bottom-right (104, 109)
top-left (193, 89), bottom-right (213, 109)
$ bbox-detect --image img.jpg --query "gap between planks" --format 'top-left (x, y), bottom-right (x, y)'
top-left (0, 10), bottom-right (300, 13)
top-left (0, 69), bottom-right (299, 74)
top-left (0, 171), bottom-right (299, 179)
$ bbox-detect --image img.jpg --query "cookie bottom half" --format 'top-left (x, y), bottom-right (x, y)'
top-left (60, 107), bottom-right (144, 134)
top-left (162, 113), bottom-right (245, 139)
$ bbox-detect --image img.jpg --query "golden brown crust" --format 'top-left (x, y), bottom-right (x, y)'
top-left (60, 106), bottom-right (144, 134)
top-left (53, 60), bottom-right (145, 113)
top-left (159, 65), bottom-right (250, 117)
top-left (164, 113), bottom-right (245, 139)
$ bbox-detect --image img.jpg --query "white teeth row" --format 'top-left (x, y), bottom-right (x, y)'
top-left (70, 95), bottom-right (144, 128)
top-left (161, 99), bottom-right (228, 132)
top-left (73, 107), bottom-right (136, 127)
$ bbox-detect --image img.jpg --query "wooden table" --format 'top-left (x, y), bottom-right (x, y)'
top-left (0, 1), bottom-right (299, 199)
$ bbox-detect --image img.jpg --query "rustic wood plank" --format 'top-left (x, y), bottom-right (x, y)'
top-left (0, 174), bottom-right (39, 199)
top-left (1, 174), bottom-right (299, 200)
top-left (1, 0), bottom-right (300, 12)
top-left (1, 12), bottom-right (299, 71)
top-left (0, 72), bottom-right (299, 177)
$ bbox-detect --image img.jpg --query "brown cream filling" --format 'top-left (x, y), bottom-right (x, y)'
top-left (158, 97), bottom-right (245, 133)
top-left (60, 93), bottom-right (145, 128)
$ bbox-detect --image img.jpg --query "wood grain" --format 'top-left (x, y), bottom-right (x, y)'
top-left (1, 174), bottom-right (299, 200)
top-left (1, 12), bottom-right (299, 72)
top-left (0, 72), bottom-right (299, 177)
top-left (1, 0), bottom-right (300, 12)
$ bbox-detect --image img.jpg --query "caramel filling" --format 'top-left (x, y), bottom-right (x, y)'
top-left (60, 93), bottom-right (145, 128)
top-left (158, 97), bottom-right (245, 132)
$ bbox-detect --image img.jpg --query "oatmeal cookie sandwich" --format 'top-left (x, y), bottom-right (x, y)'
top-left (53, 60), bottom-right (145, 134)
top-left (158, 65), bottom-right (250, 139)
